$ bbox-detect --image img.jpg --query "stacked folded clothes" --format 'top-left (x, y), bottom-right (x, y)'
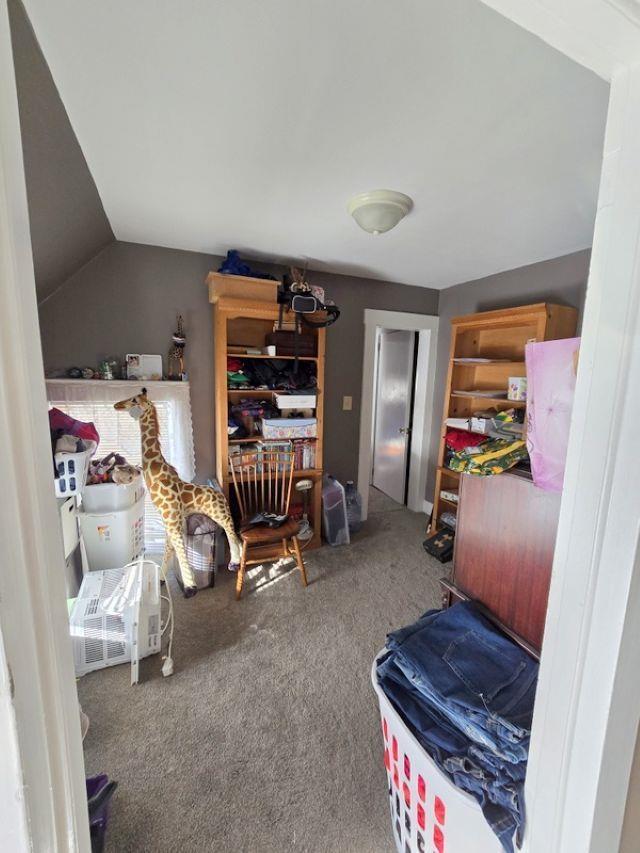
top-left (377, 601), bottom-right (538, 852)
top-left (447, 437), bottom-right (528, 475)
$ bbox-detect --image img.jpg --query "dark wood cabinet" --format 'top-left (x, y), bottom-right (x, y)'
top-left (448, 472), bottom-right (561, 652)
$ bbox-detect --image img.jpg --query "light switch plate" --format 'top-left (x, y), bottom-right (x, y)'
top-left (343, 395), bottom-right (352, 411)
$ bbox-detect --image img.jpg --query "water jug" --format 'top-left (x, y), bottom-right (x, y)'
top-left (344, 480), bottom-right (363, 534)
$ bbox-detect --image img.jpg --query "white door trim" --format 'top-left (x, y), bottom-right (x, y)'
top-left (358, 309), bottom-right (438, 519)
top-left (473, 3), bottom-right (640, 852)
top-left (0, 2), bottom-right (90, 850)
top-left (2, 0), bottom-right (640, 851)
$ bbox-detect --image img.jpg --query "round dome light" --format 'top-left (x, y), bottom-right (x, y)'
top-left (347, 189), bottom-right (413, 235)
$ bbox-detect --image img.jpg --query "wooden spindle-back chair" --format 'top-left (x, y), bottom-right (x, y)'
top-left (229, 447), bottom-right (308, 599)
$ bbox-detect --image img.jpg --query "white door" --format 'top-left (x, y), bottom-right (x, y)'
top-left (372, 329), bottom-right (415, 503)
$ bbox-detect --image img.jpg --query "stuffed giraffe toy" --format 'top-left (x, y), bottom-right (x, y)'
top-left (114, 389), bottom-right (241, 597)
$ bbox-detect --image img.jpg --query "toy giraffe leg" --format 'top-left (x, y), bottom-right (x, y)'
top-left (188, 489), bottom-right (242, 571)
top-left (160, 538), bottom-right (174, 580)
top-left (163, 510), bottom-right (197, 595)
top-left (216, 511), bottom-right (242, 570)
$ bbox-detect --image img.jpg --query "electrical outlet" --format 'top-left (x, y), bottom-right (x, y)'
top-left (343, 395), bottom-right (352, 411)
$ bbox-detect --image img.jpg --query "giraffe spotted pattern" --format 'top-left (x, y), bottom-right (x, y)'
top-left (114, 390), bottom-right (241, 596)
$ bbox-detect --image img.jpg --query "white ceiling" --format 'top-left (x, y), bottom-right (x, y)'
top-left (23, 0), bottom-right (609, 290)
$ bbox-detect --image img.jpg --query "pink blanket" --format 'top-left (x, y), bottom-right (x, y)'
top-left (525, 337), bottom-right (580, 492)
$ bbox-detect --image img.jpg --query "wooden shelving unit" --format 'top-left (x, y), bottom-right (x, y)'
top-left (207, 273), bottom-right (326, 550)
top-left (430, 303), bottom-right (577, 533)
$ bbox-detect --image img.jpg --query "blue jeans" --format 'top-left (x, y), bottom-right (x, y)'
top-left (387, 601), bottom-right (537, 761)
top-left (378, 653), bottom-right (471, 764)
top-left (378, 601), bottom-right (538, 852)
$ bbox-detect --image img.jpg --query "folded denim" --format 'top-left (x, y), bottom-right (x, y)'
top-left (445, 761), bottom-right (522, 853)
top-left (444, 755), bottom-right (525, 853)
top-left (378, 653), bottom-right (526, 853)
top-left (387, 601), bottom-right (537, 759)
top-left (378, 654), bottom-right (471, 763)
top-left (379, 601), bottom-right (538, 852)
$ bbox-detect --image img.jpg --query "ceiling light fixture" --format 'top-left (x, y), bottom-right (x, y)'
top-left (348, 189), bottom-right (413, 235)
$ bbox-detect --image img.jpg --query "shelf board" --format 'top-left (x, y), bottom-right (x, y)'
top-left (438, 497), bottom-right (459, 510)
top-left (451, 360), bottom-right (525, 367)
top-left (227, 388), bottom-right (319, 396)
top-left (450, 393), bottom-right (526, 407)
top-left (438, 466), bottom-right (460, 478)
top-left (229, 436), bottom-right (318, 444)
top-left (227, 351), bottom-right (318, 362)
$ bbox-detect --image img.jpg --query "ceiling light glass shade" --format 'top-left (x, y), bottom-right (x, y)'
top-left (348, 189), bottom-right (413, 235)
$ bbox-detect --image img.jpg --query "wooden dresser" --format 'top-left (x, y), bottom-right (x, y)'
top-left (442, 471), bottom-right (561, 654)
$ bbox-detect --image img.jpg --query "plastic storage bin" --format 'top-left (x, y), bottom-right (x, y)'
top-left (371, 652), bottom-right (501, 853)
top-left (261, 417), bottom-right (317, 439)
top-left (54, 449), bottom-right (92, 497)
top-left (274, 393), bottom-right (317, 409)
top-left (322, 475), bottom-right (350, 546)
top-left (82, 474), bottom-right (145, 513)
top-left (79, 497), bottom-right (145, 571)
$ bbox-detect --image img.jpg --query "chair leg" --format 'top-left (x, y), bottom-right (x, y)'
top-left (235, 542), bottom-right (248, 600)
top-left (282, 538), bottom-right (288, 559)
top-left (291, 536), bottom-right (308, 587)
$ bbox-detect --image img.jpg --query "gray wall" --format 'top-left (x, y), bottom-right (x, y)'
top-left (8, 0), bottom-right (114, 302)
top-left (39, 241), bottom-right (439, 483)
top-left (426, 249), bottom-right (591, 499)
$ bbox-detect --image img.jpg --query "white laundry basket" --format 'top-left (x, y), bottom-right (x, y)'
top-left (53, 449), bottom-right (93, 497)
top-left (79, 496), bottom-right (145, 571)
top-left (371, 652), bottom-right (501, 853)
top-left (82, 474), bottom-right (145, 513)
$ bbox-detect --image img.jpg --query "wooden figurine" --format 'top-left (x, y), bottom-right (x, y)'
top-left (168, 315), bottom-right (186, 380)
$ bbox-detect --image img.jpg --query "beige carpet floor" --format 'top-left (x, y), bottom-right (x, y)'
top-left (79, 489), bottom-right (446, 853)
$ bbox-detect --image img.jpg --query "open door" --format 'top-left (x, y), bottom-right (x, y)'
top-left (372, 329), bottom-right (416, 504)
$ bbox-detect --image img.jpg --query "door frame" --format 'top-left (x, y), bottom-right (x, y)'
top-left (3, 1), bottom-right (640, 851)
top-left (358, 309), bottom-right (439, 519)
top-left (0, 3), bottom-right (90, 850)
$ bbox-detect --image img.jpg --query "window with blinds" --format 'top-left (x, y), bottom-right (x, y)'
top-left (46, 381), bottom-right (196, 557)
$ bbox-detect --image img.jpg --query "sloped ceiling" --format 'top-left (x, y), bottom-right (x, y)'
top-left (8, 0), bottom-right (114, 302)
top-left (20, 0), bottom-right (609, 290)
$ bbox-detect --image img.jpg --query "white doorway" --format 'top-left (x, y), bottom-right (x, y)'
top-left (371, 328), bottom-right (417, 505)
top-left (358, 309), bottom-right (439, 521)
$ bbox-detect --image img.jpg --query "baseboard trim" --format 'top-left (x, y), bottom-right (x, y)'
top-left (423, 500), bottom-right (433, 516)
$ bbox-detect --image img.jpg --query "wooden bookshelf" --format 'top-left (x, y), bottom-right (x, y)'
top-left (207, 275), bottom-right (325, 550)
top-left (429, 303), bottom-right (577, 533)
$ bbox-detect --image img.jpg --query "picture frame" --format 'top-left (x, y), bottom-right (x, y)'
top-left (125, 354), bottom-right (163, 381)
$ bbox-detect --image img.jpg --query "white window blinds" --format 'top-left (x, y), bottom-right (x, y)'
top-left (46, 380), bottom-right (195, 555)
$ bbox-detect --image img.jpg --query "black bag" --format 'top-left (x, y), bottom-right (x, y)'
top-left (423, 529), bottom-right (455, 563)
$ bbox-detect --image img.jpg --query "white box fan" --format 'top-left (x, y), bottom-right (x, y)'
top-left (70, 559), bottom-right (167, 684)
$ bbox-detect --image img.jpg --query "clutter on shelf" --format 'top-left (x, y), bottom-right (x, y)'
top-left (278, 266), bottom-right (340, 329)
top-left (447, 437), bottom-right (528, 477)
top-left (218, 249), bottom-right (278, 280)
top-left (375, 600), bottom-right (538, 853)
top-left (442, 408), bottom-right (529, 479)
top-left (211, 273), bottom-right (326, 551)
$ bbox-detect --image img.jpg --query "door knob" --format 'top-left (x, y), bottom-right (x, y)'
top-left (399, 427), bottom-right (411, 435)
